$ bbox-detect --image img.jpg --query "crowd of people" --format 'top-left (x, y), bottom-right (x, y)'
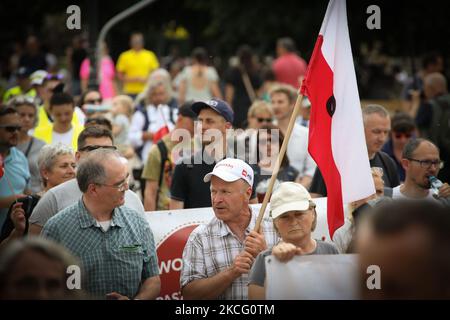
top-left (0, 31), bottom-right (449, 300)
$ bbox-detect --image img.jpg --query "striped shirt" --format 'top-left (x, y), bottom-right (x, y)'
top-left (41, 199), bottom-right (159, 299)
top-left (180, 207), bottom-right (278, 300)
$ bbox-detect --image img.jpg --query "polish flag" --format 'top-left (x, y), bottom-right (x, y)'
top-left (152, 126), bottom-right (170, 144)
top-left (153, 106), bottom-right (171, 144)
top-left (301, 0), bottom-right (375, 237)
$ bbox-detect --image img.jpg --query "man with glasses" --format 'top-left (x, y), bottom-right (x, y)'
top-left (0, 108), bottom-right (31, 230)
top-left (42, 149), bottom-right (160, 299)
top-left (29, 127), bottom-right (144, 235)
top-left (393, 138), bottom-right (450, 200)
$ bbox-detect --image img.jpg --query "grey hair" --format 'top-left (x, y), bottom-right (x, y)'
top-left (0, 237), bottom-right (82, 298)
top-left (37, 143), bottom-right (75, 173)
top-left (362, 104), bottom-right (390, 122)
top-left (76, 148), bottom-right (121, 193)
top-left (135, 69), bottom-right (173, 105)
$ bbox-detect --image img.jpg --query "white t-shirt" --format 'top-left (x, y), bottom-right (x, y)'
top-left (287, 124), bottom-right (316, 177)
top-left (97, 220), bottom-right (112, 232)
top-left (128, 104), bottom-right (177, 162)
top-left (52, 127), bottom-right (74, 146)
top-left (392, 185), bottom-right (437, 200)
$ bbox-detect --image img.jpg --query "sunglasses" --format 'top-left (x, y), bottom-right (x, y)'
top-left (0, 125), bottom-right (22, 133)
top-left (45, 74), bottom-right (64, 81)
top-left (78, 145), bottom-right (117, 152)
top-left (256, 117), bottom-right (272, 124)
top-left (85, 98), bottom-right (102, 104)
top-left (394, 132), bottom-right (413, 139)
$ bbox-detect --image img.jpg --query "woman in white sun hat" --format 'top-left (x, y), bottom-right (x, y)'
top-left (248, 181), bottom-right (338, 299)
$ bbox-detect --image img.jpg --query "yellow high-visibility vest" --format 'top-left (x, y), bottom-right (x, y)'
top-left (33, 122), bottom-right (84, 151)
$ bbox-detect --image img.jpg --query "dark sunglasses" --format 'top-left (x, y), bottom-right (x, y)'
top-left (78, 145), bottom-right (117, 152)
top-left (394, 132), bottom-right (413, 139)
top-left (256, 117), bottom-right (272, 124)
top-left (85, 98), bottom-right (102, 104)
top-left (0, 125), bottom-right (22, 133)
top-left (46, 74), bottom-right (64, 81)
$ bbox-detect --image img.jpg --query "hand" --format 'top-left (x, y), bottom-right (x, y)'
top-left (142, 131), bottom-right (154, 141)
top-left (230, 251), bottom-right (254, 277)
top-left (272, 242), bottom-right (303, 263)
top-left (244, 230), bottom-right (267, 258)
top-left (106, 292), bottom-right (130, 300)
top-left (438, 183), bottom-right (450, 198)
top-left (11, 202), bottom-right (26, 235)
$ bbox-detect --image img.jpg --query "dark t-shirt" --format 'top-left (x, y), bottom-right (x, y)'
top-left (170, 152), bottom-right (257, 209)
top-left (225, 67), bottom-right (262, 128)
top-left (309, 151), bottom-right (400, 196)
top-left (19, 53), bottom-right (47, 73)
top-left (71, 48), bottom-right (87, 80)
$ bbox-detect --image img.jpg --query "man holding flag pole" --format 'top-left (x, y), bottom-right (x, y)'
top-left (254, 0), bottom-right (375, 239)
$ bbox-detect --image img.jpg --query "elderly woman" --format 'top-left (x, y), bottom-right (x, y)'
top-left (248, 182), bottom-right (338, 299)
top-left (0, 143), bottom-right (76, 244)
top-left (10, 96), bottom-right (47, 193)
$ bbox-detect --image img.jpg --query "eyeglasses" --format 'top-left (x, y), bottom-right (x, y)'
top-left (97, 176), bottom-right (130, 192)
top-left (0, 125), bottom-right (22, 133)
top-left (256, 117), bottom-right (272, 124)
top-left (408, 158), bottom-right (444, 169)
top-left (394, 132), bottom-right (413, 139)
top-left (78, 145), bottom-right (117, 152)
top-left (85, 98), bottom-right (102, 104)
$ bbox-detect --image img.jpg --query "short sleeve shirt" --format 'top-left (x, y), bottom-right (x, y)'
top-left (41, 199), bottom-right (159, 299)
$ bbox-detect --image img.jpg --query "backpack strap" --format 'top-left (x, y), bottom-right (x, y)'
top-left (155, 140), bottom-right (168, 207)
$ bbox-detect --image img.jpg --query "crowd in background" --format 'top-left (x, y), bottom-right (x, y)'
top-left (0, 31), bottom-right (449, 300)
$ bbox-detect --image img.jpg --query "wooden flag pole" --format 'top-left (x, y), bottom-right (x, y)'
top-left (253, 93), bottom-right (305, 232)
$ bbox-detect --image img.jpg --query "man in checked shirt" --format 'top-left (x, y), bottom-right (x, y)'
top-left (180, 158), bottom-right (278, 300)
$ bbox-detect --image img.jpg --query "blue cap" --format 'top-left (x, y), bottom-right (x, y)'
top-left (191, 99), bottom-right (234, 123)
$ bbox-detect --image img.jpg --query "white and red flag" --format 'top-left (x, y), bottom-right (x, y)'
top-left (301, 0), bottom-right (375, 237)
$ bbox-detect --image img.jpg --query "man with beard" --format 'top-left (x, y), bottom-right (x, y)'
top-left (0, 108), bottom-right (30, 230)
top-left (392, 138), bottom-right (450, 201)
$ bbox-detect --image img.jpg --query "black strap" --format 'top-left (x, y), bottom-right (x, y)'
top-left (24, 137), bottom-right (34, 157)
top-left (155, 140), bottom-right (168, 207)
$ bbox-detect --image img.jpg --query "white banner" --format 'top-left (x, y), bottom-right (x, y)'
top-left (144, 198), bottom-right (342, 299)
top-left (265, 254), bottom-right (359, 300)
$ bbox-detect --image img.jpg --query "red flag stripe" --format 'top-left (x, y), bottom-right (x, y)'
top-left (303, 35), bottom-right (344, 238)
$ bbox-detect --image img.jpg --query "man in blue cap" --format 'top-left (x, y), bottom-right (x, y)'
top-left (170, 99), bottom-right (258, 209)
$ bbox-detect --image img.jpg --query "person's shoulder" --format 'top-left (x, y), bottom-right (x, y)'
top-left (293, 123), bottom-right (309, 136)
top-left (316, 240), bottom-right (339, 254)
top-left (32, 137), bottom-right (47, 148)
top-left (50, 178), bottom-right (79, 196)
top-left (46, 200), bottom-right (80, 226)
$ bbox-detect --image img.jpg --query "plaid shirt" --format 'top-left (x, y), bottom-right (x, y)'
top-left (42, 199), bottom-right (159, 299)
top-left (180, 207), bottom-right (278, 300)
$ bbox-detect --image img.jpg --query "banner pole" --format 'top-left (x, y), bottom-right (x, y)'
top-left (254, 93), bottom-right (305, 232)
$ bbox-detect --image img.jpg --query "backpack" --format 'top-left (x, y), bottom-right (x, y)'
top-left (155, 139), bottom-right (171, 207)
top-left (134, 103), bottom-right (176, 160)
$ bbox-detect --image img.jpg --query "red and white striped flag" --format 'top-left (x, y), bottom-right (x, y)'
top-left (301, 0), bottom-right (375, 237)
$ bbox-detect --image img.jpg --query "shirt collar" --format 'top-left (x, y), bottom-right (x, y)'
top-left (215, 207), bottom-right (256, 237)
top-left (77, 198), bottom-right (125, 229)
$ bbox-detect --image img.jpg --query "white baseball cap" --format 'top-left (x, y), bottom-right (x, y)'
top-left (270, 182), bottom-right (313, 219)
top-left (203, 158), bottom-right (253, 187)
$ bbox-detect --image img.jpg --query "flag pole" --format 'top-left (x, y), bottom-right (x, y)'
top-left (253, 93), bottom-right (305, 232)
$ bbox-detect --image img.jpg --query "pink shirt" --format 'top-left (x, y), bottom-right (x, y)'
top-left (273, 53), bottom-right (307, 89)
top-left (80, 57), bottom-right (116, 99)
